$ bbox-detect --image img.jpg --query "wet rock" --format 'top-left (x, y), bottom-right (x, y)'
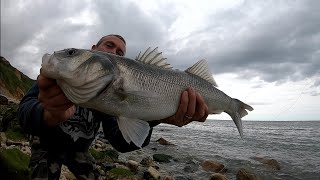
top-left (156, 137), bottom-right (174, 145)
top-left (236, 168), bottom-right (260, 180)
top-left (20, 146), bottom-right (31, 156)
top-left (103, 162), bottom-right (116, 171)
top-left (172, 175), bottom-right (191, 180)
top-left (127, 160), bottom-right (139, 172)
top-left (6, 139), bottom-right (24, 146)
top-left (252, 157), bottom-right (281, 170)
top-left (0, 94), bottom-right (8, 105)
top-left (210, 173), bottom-right (228, 180)
top-left (201, 160), bottom-right (226, 173)
top-left (95, 143), bottom-right (102, 149)
top-left (61, 165), bottom-right (76, 180)
top-left (140, 156), bottom-right (154, 167)
top-left (163, 176), bottom-right (173, 180)
top-left (184, 158), bottom-right (199, 173)
top-left (183, 165), bottom-right (195, 173)
top-left (0, 132), bottom-right (7, 146)
top-left (1, 107), bottom-right (18, 131)
top-left (148, 166), bottom-right (160, 179)
top-left (153, 153), bottom-right (173, 163)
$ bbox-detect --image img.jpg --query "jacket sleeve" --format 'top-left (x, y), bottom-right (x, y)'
top-left (100, 114), bottom-right (157, 153)
top-left (17, 83), bottom-right (47, 136)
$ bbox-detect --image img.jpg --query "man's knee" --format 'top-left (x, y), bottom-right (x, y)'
top-left (66, 151), bottom-right (100, 180)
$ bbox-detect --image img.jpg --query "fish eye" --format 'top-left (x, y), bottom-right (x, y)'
top-left (67, 49), bottom-right (76, 56)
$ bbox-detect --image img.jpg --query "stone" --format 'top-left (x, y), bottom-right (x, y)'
top-left (172, 175), bottom-right (191, 180)
top-left (103, 162), bottom-right (116, 171)
top-left (156, 137), bottom-right (174, 145)
top-left (95, 139), bottom-right (103, 145)
top-left (1, 107), bottom-right (18, 131)
top-left (21, 146), bottom-right (31, 156)
top-left (6, 139), bottom-right (23, 146)
top-left (210, 173), bottom-right (228, 180)
top-left (95, 143), bottom-right (102, 148)
top-left (252, 157), bottom-right (281, 170)
top-left (183, 165), bottom-right (197, 173)
top-left (22, 141), bottom-right (29, 146)
top-left (153, 153), bottom-right (173, 163)
top-left (99, 169), bottom-right (106, 176)
top-left (201, 160), bottom-right (226, 173)
top-left (148, 166), bottom-right (160, 180)
top-left (140, 156), bottom-right (154, 167)
top-left (127, 160), bottom-right (139, 172)
top-left (236, 168), bottom-right (260, 180)
top-left (183, 159), bottom-right (199, 173)
top-left (0, 94), bottom-right (8, 105)
top-left (163, 176), bottom-right (173, 180)
top-left (0, 132), bottom-right (7, 145)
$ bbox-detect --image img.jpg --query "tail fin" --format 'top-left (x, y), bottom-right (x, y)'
top-left (226, 99), bottom-right (254, 138)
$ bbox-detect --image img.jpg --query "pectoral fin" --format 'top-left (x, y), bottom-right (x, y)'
top-left (117, 116), bottom-right (150, 148)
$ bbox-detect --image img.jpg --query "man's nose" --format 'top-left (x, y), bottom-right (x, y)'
top-left (108, 48), bottom-right (117, 55)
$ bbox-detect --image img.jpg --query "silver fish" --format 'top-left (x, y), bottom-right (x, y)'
top-left (41, 47), bottom-right (254, 147)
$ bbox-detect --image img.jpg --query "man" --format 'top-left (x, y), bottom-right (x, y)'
top-left (18, 34), bottom-right (208, 179)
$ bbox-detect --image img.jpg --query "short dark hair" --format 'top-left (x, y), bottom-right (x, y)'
top-left (96, 34), bottom-right (126, 47)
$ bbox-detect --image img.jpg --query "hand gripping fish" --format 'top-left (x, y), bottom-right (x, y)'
top-left (41, 47), bottom-right (254, 147)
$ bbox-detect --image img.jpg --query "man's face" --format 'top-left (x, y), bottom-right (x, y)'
top-left (92, 35), bottom-right (126, 56)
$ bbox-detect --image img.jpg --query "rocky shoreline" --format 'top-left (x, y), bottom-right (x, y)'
top-left (0, 95), bottom-right (280, 180)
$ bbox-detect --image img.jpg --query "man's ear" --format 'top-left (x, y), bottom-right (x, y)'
top-left (91, 45), bottom-right (96, 50)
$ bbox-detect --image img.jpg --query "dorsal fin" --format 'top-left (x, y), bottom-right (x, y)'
top-left (136, 47), bottom-right (172, 69)
top-left (185, 59), bottom-right (218, 87)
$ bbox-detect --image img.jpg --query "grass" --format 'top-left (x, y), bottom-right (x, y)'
top-left (108, 167), bottom-right (134, 177)
top-left (0, 58), bottom-right (34, 95)
top-left (0, 148), bottom-right (31, 180)
top-left (5, 126), bottom-right (26, 141)
top-left (89, 148), bottom-right (119, 161)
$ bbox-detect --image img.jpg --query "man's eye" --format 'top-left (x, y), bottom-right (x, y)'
top-left (105, 43), bottom-right (114, 48)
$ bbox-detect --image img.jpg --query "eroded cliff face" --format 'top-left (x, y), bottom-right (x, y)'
top-left (0, 56), bottom-right (35, 101)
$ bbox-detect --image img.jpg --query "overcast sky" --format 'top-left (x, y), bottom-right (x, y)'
top-left (1, 0), bottom-right (319, 121)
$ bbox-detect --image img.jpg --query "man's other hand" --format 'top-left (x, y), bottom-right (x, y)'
top-left (161, 87), bottom-right (208, 127)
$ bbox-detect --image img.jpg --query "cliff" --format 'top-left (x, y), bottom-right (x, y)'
top-left (0, 56), bottom-right (35, 101)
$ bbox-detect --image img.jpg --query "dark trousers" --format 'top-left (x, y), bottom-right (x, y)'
top-left (29, 137), bottom-right (99, 180)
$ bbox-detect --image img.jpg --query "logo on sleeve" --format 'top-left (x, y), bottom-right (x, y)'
top-left (59, 106), bottom-right (100, 141)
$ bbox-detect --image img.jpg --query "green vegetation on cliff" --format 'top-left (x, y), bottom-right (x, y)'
top-left (0, 57), bottom-right (35, 99)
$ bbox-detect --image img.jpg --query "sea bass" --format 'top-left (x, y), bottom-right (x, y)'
top-left (41, 47), bottom-right (254, 147)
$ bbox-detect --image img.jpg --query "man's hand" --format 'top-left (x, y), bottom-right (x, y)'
top-left (37, 74), bottom-right (75, 127)
top-left (161, 87), bottom-right (208, 127)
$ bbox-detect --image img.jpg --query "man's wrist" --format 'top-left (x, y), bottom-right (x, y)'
top-left (43, 110), bottom-right (61, 127)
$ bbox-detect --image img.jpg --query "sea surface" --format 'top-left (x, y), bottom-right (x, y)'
top-left (119, 120), bottom-right (320, 180)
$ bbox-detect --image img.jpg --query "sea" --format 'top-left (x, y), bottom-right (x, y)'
top-left (119, 120), bottom-right (320, 180)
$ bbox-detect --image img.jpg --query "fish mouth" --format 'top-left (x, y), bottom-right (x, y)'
top-left (41, 53), bottom-right (60, 79)
top-left (42, 53), bottom-right (51, 64)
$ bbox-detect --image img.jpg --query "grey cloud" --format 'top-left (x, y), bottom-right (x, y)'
top-left (90, 0), bottom-right (177, 59)
top-left (1, 0), bottom-right (96, 78)
top-left (1, 0), bottom-right (319, 86)
top-left (165, 1), bottom-right (320, 85)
